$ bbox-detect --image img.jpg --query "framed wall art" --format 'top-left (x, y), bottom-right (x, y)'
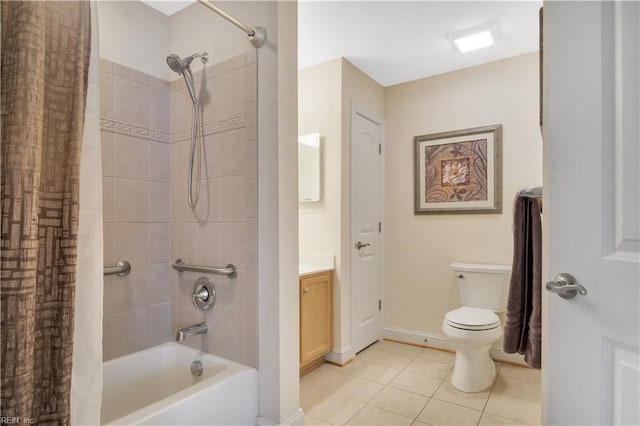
top-left (414, 124), bottom-right (502, 214)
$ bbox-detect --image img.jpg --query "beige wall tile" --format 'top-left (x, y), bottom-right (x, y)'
top-left (170, 88), bottom-right (192, 133)
top-left (100, 58), bottom-right (114, 74)
top-left (148, 75), bottom-right (169, 92)
top-left (100, 71), bottom-right (114, 120)
top-left (170, 140), bottom-right (191, 183)
top-left (114, 63), bottom-right (148, 86)
top-left (246, 101), bottom-right (257, 140)
top-left (196, 222), bottom-right (221, 266)
top-left (215, 176), bottom-right (246, 222)
top-left (202, 67), bottom-right (246, 124)
top-left (102, 314), bottom-right (117, 361)
top-left (149, 141), bottom-right (170, 182)
top-left (245, 49), bottom-right (256, 65)
top-left (220, 222), bottom-right (247, 269)
top-left (101, 131), bottom-right (114, 177)
top-left (149, 181), bottom-right (170, 223)
top-left (113, 307), bottom-right (149, 357)
top-left (103, 177), bottom-right (114, 223)
top-left (148, 224), bottom-right (170, 263)
top-left (245, 138), bottom-right (257, 179)
top-left (149, 302), bottom-right (172, 347)
top-left (245, 330), bottom-right (257, 369)
top-left (218, 128), bottom-right (246, 177)
top-left (220, 316), bottom-right (246, 365)
top-left (114, 76), bottom-right (148, 128)
top-left (103, 265), bottom-right (149, 314)
top-left (114, 223), bottom-right (149, 265)
top-left (246, 62), bottom-right (257, 103)
top-left (113, 179), bottom-right (148, 222)
top-left (149, 263), bottom-right (171, 305)
top-left (149, 87), bottom-right (170, 133)
top-left (218, 272), bottom-right (246, 319)
top-left (112, 134), bottom-right (148, 180)
top-left (171, 223), bottom-right (199, 262)
top-left (103, 223), bottom-right (115, 266)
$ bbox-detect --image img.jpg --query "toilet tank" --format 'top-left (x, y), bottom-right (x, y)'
top-left (451, 262), bottom-right (512, 312)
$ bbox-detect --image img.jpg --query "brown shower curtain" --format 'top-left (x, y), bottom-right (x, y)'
top-left (1, 1), bottom-right (91, 423)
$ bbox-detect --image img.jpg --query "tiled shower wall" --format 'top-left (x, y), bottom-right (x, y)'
top-left (100, 59), bottom-right (172, 361)
top-left (99, 52), bottom-right (258, 368)
top-left (170, 51), bottom-right (258, 368)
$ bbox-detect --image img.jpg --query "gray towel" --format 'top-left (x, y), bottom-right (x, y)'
top-left (503, 195), bottom-right (542, 368)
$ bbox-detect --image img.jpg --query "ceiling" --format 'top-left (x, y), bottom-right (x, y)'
top-left (140, 1), bottom-right (542, 88)
top-left (298, 1), bottom-right (542, 87)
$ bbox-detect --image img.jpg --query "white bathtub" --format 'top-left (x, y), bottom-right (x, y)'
top-left (101, 343), bottom-right (257, 425)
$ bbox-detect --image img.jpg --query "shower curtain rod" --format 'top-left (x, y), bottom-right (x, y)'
top-left (197, 0), bottom-right (266, 48)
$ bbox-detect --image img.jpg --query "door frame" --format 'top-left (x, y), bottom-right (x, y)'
top-left (349, 101), bottom-right (386, 354)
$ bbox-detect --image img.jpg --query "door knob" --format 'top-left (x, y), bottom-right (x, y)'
top-left (545, 273), bottom-right (587, 300)
top-left (355, 241), bottom-right (370, 250)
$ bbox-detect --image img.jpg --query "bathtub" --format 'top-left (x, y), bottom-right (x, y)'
top-left (101, 343), bottom-right (257, 425)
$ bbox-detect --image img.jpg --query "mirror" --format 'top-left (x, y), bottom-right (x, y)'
top-left (298, 133), bottom-right (321, 202)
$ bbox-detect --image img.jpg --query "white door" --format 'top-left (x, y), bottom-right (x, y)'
top-left (351, 104), bottom-right (384, 354)
top-left (544, 2), bottom-right (639, 425)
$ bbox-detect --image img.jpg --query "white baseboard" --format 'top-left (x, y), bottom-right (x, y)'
top-left (384, 326), bottom-right (456, 351)
top-left (324, 344), bottom-right (355, 366)
top-left (257, 408), bottom-right (304, 426)
top-left (384, 326), bottom-right (526, 366)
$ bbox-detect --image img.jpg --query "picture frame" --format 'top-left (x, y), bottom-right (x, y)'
top-left (413, 124), bottom-right (502, 214)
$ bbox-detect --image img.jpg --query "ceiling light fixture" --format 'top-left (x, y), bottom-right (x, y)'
top-left (448, 25), bottom-right (497, 53)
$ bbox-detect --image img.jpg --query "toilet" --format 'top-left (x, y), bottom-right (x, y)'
top-left (442, 262), bottom-right (511, 393)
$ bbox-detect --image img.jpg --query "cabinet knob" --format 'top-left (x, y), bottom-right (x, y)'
top-left (303, 287), bottom-right (309, 294)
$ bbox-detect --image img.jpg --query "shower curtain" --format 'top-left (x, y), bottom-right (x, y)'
top-left (1, 1), bottom-right (92, 423)
top-left (71, 2), bottom-right (104, 424)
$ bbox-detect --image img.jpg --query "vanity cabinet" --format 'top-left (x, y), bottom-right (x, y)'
top-left (300, 271), bottom-right (333, 375)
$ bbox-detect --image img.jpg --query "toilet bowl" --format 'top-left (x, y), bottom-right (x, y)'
top-left (442, 306), bottom-right (502, 392)
top-left (442, 263), bottom-right (511, 393)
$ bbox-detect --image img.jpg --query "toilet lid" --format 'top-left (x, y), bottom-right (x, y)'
top-left (445, 307), bottom-right (500, 331)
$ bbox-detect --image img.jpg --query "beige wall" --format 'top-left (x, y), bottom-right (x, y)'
top-left (384, 53), bottom-right (542, 343)
top-left (97, 1), bottom-right (170, 80)
top-left (298, 58), bottom-right (384, 355)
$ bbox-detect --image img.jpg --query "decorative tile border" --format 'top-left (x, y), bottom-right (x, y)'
top-left (100, 118), bottom-right (170, 143)
top-left (171, 115), bottom-right (247, 143)
top-left (100, 115), bottom-right (246, 144)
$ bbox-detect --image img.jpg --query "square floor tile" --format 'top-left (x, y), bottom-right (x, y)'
top-left (346, 405), bottom-right (412, 426)
top-left (333, 376), bottom-right (384, 403)
top-left (432, 378), bottom-right (491, 411)
top-left (388, 370), bottom-right (443, 397)
top-left (418, 348), bottom-right (456, 365)
top-left (352, 363), bottom-right (402, 385)
top-left (484, 377), bottom-right (541, 425)
top-left (301, 384), bottom-right (332, 412)
top-left (381, 341), bottom-right (424, 357)
top-left (497, 364), bottom-right (541, 384)
top-left (369, 386), bottom-right (429, 419)
top-left (305, 415), bottom-right (332, 425)
top-left (306, 394), bottom-right (364, 426)
top-left (417, 399), bottom-right (482, 426)
top-left (369, 350), bottom-right (415, 369)
top-left (479, 412), bottom-right (530, 425)
top-left (302, 367), bottom-right (349, 393)
top-left (405, 358), bottom-right (452, 380)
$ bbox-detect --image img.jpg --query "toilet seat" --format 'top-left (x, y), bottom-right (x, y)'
top-left (445, 307), bottom-right (500, 331)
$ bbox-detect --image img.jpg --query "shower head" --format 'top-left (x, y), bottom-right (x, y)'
top-left (167, 52), bottom-right (209, 105)
top-left (166, 52), bottom-right (209, 76)
top-left (166, 53), bottom-right (187, 75)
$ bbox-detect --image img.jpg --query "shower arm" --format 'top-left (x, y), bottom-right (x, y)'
top-left (196, 0), bottom-right (266, 48)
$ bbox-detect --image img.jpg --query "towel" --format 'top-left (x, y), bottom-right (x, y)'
top-left (503, 195), bottom-right (542, 368)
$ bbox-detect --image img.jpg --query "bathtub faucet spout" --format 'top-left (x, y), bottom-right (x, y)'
top-left (176, 322), bottom-right (208, 342)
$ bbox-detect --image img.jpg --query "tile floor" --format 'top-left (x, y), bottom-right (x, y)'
top-left (301, 340), bottom-right (541, 426)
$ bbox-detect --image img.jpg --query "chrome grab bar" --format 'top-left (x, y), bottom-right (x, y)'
top-left (104, 260), bottom-right (131, 277)
top-left (172, 258), bottom-right (237, 278)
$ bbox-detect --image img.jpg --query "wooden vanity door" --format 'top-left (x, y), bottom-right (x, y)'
top-left (300, 272), bottom-right (332, 372)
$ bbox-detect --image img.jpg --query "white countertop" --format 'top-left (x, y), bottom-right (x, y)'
top-left (299, 264), bottom-right (334, 277)
top-left (299, 253), bottom-right (335, 277)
